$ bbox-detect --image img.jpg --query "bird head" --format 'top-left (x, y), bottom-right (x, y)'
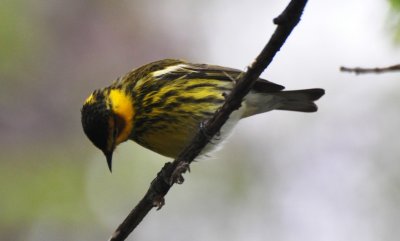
top-left (81, 88), bottom-right (134, 172)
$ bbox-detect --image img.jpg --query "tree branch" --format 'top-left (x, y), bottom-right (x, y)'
top-left (340, 64), bottom-right (400, 74)
top-left (109, 1), bottom-right (308, 240)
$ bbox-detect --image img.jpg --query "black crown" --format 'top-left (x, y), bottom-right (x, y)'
top-left (81, 92), bottom-right (110, 151)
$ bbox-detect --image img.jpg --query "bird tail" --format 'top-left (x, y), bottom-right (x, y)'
top-left (274, 88), bottom-right (325, 112)
top-left (242, 88), bottom-right (324, 118)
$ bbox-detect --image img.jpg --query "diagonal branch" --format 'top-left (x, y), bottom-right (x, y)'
top-left (109, 1), bottom-right (308, 240)
top-left (340, 64), bottom-right (400, 74)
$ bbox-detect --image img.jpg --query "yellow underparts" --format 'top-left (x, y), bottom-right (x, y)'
top-left (109, 89), bottom-right (135, 145)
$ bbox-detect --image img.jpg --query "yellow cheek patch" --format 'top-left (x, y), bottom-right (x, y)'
top-left (109, 89), bottom-right (135, 145)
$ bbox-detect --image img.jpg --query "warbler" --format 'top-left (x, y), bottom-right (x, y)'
top-left (81, 59), bottom-right (324, 171)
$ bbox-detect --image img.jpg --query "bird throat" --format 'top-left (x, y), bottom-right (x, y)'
top-left (108, 89), bottom-right (135, 145)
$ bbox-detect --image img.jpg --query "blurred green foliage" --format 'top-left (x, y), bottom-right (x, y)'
top-left (0, 145), bottom-right (92, 228)
top-left (389, 0), bottom-right (400, 9)
top-left (388, 0), bottom-right (400, 42)
top-left (0, 0), bottom-right (40, 75)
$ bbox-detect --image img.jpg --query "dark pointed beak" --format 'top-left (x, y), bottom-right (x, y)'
top-left (105, 151), bottom-right (113, 172)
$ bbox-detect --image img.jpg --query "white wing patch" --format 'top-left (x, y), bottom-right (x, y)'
top-left (151, 64), bottom-right (188, 77)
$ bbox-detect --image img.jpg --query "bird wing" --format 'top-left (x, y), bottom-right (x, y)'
top-left (159, 61), bottom-right (285, 92)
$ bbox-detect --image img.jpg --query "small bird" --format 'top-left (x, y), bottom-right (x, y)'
top-left (81, 59), bottom-right (324, 171)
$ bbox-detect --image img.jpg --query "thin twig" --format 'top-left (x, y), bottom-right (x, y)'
top-left (340, 64), bottom-right (400, 75)
top-left (109, 1), bottom-right (308, 240)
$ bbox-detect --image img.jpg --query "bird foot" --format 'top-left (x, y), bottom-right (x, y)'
top-left (153, 195), bottom-right (165, 210)
top-left (171, 162), bottom-right (191, 185)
